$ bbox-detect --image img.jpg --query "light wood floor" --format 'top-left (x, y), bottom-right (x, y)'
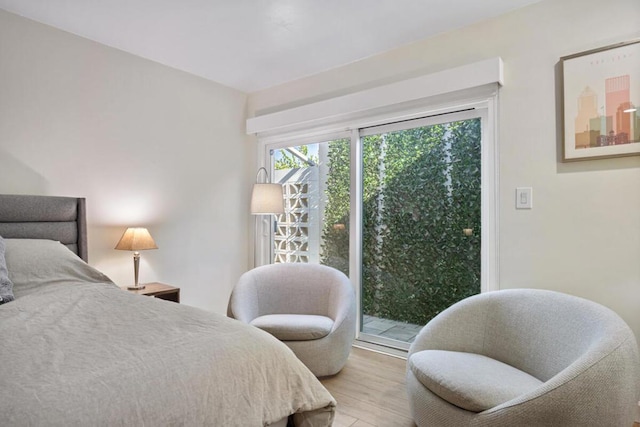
top-left (320, 346), bottom-right (415, 427)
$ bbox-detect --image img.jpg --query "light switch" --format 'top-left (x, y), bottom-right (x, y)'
top-left (516, 187), bottom-right (532, 209)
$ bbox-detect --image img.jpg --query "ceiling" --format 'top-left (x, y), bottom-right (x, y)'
top-left (0, 0), bottom-right (541, 93)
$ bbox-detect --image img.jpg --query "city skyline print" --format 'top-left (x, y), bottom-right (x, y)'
top-left (562, 40), bottom-right (640, 161)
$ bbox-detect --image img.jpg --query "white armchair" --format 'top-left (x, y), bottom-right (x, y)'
top-left (407, 289), bottom-right (640, 426)
top-left (228, 263), bottom-right (356, 377)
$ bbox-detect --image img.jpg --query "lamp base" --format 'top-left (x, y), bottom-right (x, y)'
top-left (127, 284), bottom-right (146, 290)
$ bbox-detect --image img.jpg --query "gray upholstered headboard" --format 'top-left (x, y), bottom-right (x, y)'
top-left (0, 194), bottom-right (88, 262)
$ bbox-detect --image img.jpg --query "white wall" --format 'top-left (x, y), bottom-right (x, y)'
top-left (0, 9), bottom-right (253, 314)
top-left (248, 0), bottom-right (640, 343)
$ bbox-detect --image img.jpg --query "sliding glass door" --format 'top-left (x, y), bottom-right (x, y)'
top-left (358, 114), bottom-right (482, 349)
top-left (265, 109), bottom-right (486, 351)
top-left (270, 137), bottom-right (351, 274)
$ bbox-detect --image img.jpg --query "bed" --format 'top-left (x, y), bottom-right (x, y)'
top-left (0, 194), bottom-right (336, 427)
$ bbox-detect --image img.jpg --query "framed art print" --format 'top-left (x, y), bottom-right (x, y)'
top-left (561, 39), bottom-right (640, 161)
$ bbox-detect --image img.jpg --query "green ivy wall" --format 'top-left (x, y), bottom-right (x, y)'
top-left (321, 119), bottom-right (481, 325)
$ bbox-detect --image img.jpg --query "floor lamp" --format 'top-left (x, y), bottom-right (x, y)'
top-left (250, 167), bottom-right (284, 267)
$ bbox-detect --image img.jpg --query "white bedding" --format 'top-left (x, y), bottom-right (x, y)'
top-left (0, 239), bottom-right (335, 426)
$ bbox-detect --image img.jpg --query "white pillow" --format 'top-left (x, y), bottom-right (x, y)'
top-left (409, 350), bottom-right (543, 412)
top-left (250, 314), bottom-right (334, 341)
top-left (4, 239), bottom-right (115, 299)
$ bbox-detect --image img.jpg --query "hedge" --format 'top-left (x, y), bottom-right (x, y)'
top-left (321, 119), bottom-right (481, 326)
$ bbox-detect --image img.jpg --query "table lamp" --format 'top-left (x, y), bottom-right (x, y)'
top-left (115, 227), bottom-right (158, 290)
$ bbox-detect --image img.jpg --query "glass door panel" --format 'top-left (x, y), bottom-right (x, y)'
top-left (270, 138), bottom-right (350, 275)
top-left (360, 117), bottom-right (482, 349)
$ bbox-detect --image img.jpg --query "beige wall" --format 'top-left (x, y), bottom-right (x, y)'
top-left (0, 9), bottom-right (252, 314)
top-left (248, 0), bottom-right (640, 342)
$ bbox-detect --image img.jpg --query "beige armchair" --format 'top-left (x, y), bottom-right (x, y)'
top-left (228, 263), bottom-right (356, 377)
top-left (407, 289), bottom-right (640, 426)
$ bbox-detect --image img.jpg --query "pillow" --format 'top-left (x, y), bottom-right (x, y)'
top-left (250, 314), bottom-right (334, 340)
top-left (0, 236), bottom-right (15, 304)
top-left (409, 350), bottom-right (542, 412)
top-left (5, 239), bottom-right (115, 299)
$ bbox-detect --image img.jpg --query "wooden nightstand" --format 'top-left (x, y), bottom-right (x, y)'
top-left (125, 282), bottom-right (180, 303)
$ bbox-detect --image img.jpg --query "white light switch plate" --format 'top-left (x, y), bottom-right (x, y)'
top-left (516, 187), bottom-right (532, 209)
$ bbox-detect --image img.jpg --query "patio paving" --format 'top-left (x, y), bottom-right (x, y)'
top-left (362, 314), bottom-right (424, 343)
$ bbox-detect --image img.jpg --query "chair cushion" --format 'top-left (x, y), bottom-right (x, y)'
top-left (409, 350), bottom-right (543, 412)
top-left (250, 314), bottom-right (334, 341)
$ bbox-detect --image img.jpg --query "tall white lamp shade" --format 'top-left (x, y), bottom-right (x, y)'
top-left (251, 183), bottom-right (284, 215)
top-left (251, 168), bottom-right (284, 267)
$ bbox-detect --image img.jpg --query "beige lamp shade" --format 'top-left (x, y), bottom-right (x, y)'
top-left (114, 227), bottom-right (158, 251)
top-left (250, 183), bottom-right (284, 215)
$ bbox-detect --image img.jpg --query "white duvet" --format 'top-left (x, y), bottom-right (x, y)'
top-left (0, 239), bottom-right (335, 426)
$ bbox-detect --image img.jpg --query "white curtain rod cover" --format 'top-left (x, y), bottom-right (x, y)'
top-left (246, 57), bottom-right (503, 136)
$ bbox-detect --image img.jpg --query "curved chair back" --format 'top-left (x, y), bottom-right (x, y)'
top-left (411, 289), bottom-right (637, 382)
top-left (229, 263), bottom-right (352, 323)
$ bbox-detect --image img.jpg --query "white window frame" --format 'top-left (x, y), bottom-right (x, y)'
top-left (250, 58), bottom-right (502, 349)
top-left (355, 107), bottom-right (495, 350)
